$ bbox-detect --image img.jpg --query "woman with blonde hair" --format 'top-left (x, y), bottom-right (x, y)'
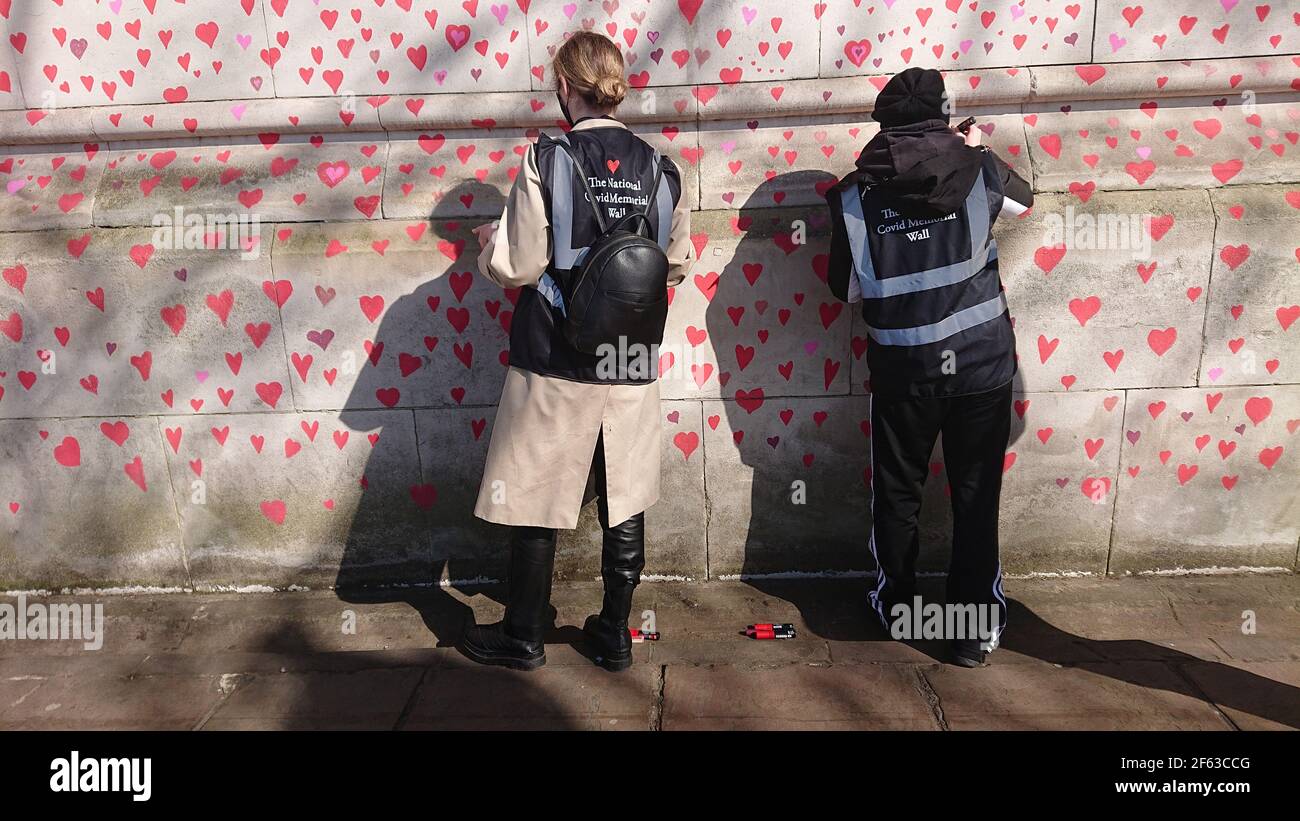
top-left (462, 31), bottom-right (692, 671)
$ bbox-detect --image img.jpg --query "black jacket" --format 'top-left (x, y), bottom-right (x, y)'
top-left (509, 120), bottom-right (684, 384)
top-left (826, 120), bottom-right (1033, 399)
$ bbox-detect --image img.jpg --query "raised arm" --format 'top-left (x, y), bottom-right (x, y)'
top-left (986, 147), bottom-right (1033, 218)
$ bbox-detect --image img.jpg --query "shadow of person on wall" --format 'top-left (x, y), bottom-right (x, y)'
top-left (706, 172), bottom-right (893, 642)
top-left (334, 180), bottom-right (510, 649)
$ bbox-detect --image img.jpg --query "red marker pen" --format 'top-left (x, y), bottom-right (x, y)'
top-left (744, 623), bottom-right (796, 640)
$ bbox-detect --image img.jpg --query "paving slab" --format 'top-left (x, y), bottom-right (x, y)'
top-left (0, 593), bottom-right (195, 659)
top-left (1178, 660), bottom-right (1300, 731)
top-left (202, 667), bottom-right (423, 730)
top-left (0, 672), bottom-right (228, 730)
top-left (0, 577), bottom-right (1295, 730)
top-left (924, 659), bottom-right (1232, 730)
top-left (401, 664), bottom-right (660, 731)
top-left (663, 663), bottom-right (940, 730)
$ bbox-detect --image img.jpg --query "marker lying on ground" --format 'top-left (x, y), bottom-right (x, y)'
top-left (744, 623), bottom-right (796, 640)
top-left (629, 629), bottom-right (660, 643)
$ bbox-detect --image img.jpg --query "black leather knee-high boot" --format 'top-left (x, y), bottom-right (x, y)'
top-left (583, 511), bottom-right (645, 671)
top-left (460, 525), bottom-right (556, 671)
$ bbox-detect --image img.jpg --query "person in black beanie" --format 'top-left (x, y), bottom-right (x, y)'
top-left (824, 67), bottom-right (1035, 667)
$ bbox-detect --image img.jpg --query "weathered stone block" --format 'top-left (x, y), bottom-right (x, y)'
top-left (0, 416), bottom-right (187, 589)
top-left (381, 128), bottom-right (522, 221)
top-left (159, 409), bottom-right (429, 590)
top-left (819, 1), bottom-right (1094, 76)
top-left (0, 225), bottom-right (292, 419)
top-left (999, 389), bottom-right (1126, 575)
top-left (0, 17), bottom-right (21, 111)
top-left (528, 0), bottom-right (822, 89)
top-left (701, 394), bottom-right (872, 577)
top-left (93, 135), bottom-right (389, 226)
top-left (267, 0), bottom-right (531, 96)
top-left (0, 143), bottom-right (103, 231)
top-left (1027, 58), bottom-right (1299, 104)
top-left (660, 208), bottom-right (850, 400)
top-left (1112, 385), bottom-right (1300, 573)
top-left (999, 189), bottom-right (1214, 392)
top-left (382, 122), bottom-right (700, 220)
top-left (1025, 97), bottom-right (1300, 193)
top-left (413, 405), bottom-right (505, 583)
top-left (6, 0), bottom-right (274, 108)
top-left (1200, 185), bottom-right (1300, 387)
top-left (1092, 1), bottom-right (1300, 62)
top-left (271, 219), bottom-right (511, 411)
top-left (696, 109), bottom-right (1028, 211)
top-left (86, 97), bottom-right (383, 143)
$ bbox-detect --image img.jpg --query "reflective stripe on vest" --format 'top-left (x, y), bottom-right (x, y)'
top-left (541, 134), bottom-right (673, 314)
top-left (865, 292), bottom-right (1007, 346)
top-left (839, 174), bottom-right (992, 300)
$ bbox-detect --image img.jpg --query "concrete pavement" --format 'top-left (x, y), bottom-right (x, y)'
top-left (1, 574), bottom-right (1297, 730)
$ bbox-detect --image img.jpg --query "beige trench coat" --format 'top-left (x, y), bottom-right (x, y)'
top-left (473, 118), bottom-right (692, 529)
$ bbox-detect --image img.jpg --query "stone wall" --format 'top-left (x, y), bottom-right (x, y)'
top-left (0, 1), bottom-right (1297, 590)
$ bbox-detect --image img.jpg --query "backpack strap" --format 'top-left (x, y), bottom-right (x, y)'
top-left (643, 154), bottom-right (664, 219)
top-left (553, 138), bottom-right (609, 235)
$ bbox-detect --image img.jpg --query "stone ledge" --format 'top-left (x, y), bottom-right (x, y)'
top-left (0, 58), bottom-right (1294, 145)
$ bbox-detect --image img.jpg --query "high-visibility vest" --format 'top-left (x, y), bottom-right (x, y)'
top-left (510, 124), bottom-right (681, 384)
top-left (838, 150), bottom-right (1017, 398)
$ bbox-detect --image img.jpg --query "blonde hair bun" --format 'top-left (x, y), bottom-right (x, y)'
top-left (553, 31), bottom-right (628, 110)
top-left (593, 74), bottom-right (629, 108)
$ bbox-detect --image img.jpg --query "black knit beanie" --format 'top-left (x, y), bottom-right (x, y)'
top-left (871, 67), bottom-right (949, 127)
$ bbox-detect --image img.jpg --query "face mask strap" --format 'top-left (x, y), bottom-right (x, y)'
top-left (556, 91), bottom-right (574, 127)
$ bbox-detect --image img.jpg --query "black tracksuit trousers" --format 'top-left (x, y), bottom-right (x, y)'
top-left (867, 380), bottom-right (1012, 642)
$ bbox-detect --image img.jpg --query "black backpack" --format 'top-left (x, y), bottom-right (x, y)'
top-left (554, 141), bottom-right (670, 356)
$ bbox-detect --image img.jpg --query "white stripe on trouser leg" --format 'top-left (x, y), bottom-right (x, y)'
top-left (984, 561), bottom-right (1008, 652)
top-left (866, 393), bottom-right (890, 630)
